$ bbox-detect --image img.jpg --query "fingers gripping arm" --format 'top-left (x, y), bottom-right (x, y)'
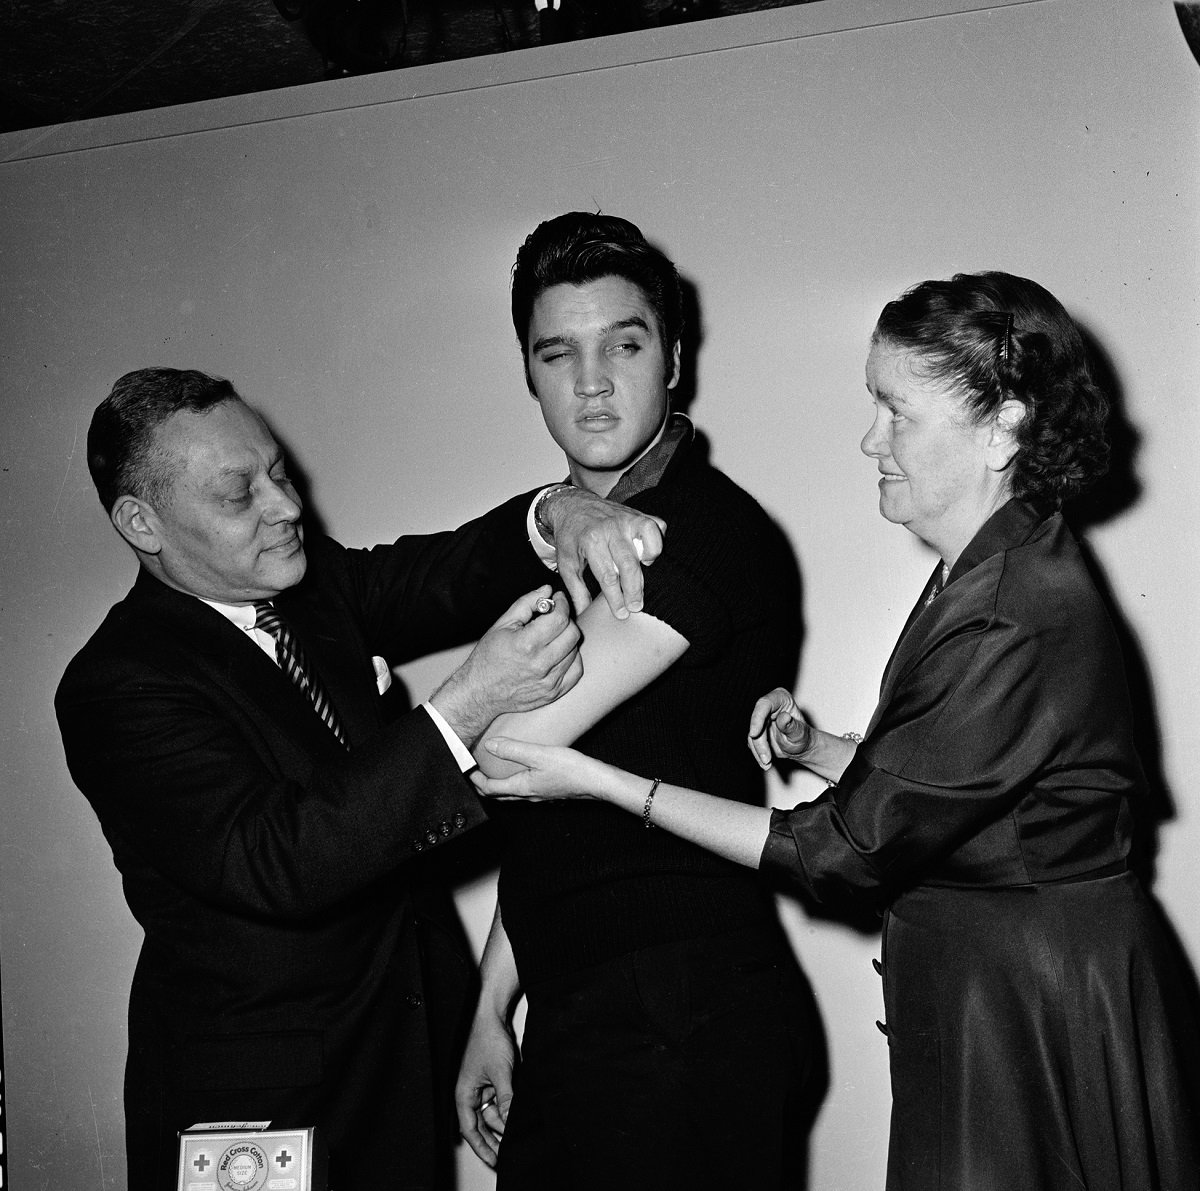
top-left (539, 486), bottom-right (666, 621)
top-left (473, 592), bottom-right (688, 779)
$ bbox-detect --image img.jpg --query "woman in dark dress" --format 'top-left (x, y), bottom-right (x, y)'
top-left (474, 271), bottom-right (1200, 1190)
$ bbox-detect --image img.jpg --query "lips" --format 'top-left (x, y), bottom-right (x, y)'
top-left (264, 534), bottom-right (302, 554)
top-left (577, 411), bottom-right (618, 431)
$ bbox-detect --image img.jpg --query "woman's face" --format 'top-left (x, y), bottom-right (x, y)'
top-left (861, 339), bottom-right (1017, 564)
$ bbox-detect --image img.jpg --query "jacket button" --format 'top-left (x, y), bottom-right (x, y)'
top-left (876, 1020), bottom-right (889, 1036)
top-left (425, 830), bottom-right (439, 845)
top-left (411, 839), bottom-right (424, 852)
top-left (453, 812), bottom-right (466, 829)
top-left (406, 993), bottom-right (423, 1009)
top-left (439, 820), bottom-right (452, 837)
top-left (872, 958), bottom-right (882, 975)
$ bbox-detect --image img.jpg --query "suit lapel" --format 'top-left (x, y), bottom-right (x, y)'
top-left (126, 571), bottom-right (373, 757)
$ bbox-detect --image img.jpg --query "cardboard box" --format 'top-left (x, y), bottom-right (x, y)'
top-left (177, 1123), bottom-right (326, 1191)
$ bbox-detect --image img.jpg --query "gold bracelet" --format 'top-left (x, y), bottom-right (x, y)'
top-left (642, 777), bottom-right (662, 828)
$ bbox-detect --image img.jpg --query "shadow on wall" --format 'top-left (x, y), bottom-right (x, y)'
top-left (1064, 315), bottom-right (1200, 1048)
top-left (1066, 325), bottom-right (1168, 887)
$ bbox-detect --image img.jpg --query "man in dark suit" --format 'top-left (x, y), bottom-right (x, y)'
top-left (55, 367), bottom-right (661, 1191)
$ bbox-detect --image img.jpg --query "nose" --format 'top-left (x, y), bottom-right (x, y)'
top-left (861, 408), bottom-right (889, 460)
top-left (575, 350), bottom-right (612, 399)
top-left (265, 479), bottom-right (303, 524)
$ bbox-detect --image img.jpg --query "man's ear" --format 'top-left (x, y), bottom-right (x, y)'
top-left (985, 399), bottom-right (1026, 472)
top-left (666, 340), bottom-right (681, 391)
top-left (110, 495), bottom-right (163, 556)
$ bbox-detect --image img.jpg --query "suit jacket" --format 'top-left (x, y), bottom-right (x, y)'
top-left (761, 499), bottom-right (1140, 902)
top-left (56, 491), bottom-right (547, 1191)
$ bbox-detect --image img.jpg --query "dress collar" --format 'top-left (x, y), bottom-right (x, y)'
top-left (943, 497), bottom-right (1052, 590)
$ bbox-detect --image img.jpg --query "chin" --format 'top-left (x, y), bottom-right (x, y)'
top-left (573, 440), bottom-right (627, 466)
top-left (267, 552), bottom-right (308, 593)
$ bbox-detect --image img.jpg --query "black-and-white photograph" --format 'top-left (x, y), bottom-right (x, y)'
top-left (2, 2), bottom-right (1198, 1189)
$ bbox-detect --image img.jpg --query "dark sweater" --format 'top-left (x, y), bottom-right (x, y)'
top-left (492, 427), bottom-right (801, 985)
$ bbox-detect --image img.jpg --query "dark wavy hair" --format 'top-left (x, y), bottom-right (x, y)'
top-left (88, 367), bottom-right (239, 512)
top-left (511, 212), bottom-right (683, 392)
top-left (873, 271), bottom-right (1110, 505)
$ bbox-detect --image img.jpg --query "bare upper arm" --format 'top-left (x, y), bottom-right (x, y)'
top-left (474, 598), bottom-right (688, 778)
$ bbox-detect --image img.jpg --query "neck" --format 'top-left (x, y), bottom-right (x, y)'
top-left (925, 488), bottom-right (1014, 571)
top-left (568, 412), bottom-right (672, 497)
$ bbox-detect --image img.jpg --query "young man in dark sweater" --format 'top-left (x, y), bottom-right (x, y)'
top-left (454, 213), bottom-right (824, 1189)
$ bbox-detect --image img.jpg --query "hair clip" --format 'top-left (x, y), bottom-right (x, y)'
top-left (999, 312), bottom-right (1014, 364)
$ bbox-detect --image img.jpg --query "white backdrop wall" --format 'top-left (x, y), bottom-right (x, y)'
top-left (2, 1), bottom-right (1197, 1187)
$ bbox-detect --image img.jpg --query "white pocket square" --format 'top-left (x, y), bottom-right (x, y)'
top-left (372, 656), bottom-right (393, 695)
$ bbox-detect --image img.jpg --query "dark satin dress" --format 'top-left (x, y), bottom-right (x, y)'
top-left (760, 499), bottom-right (1200, 1190)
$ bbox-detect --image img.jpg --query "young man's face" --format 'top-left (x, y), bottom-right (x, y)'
top-left (526, 275), bottom-right (680, 497)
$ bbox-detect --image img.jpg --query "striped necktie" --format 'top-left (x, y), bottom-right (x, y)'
top-left (252, 601), bottom-right (349, 748)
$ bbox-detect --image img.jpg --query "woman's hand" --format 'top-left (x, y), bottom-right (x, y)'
top-left (472, 737), bottom-right (615, 801)
top-left (747, 687), bottom-right (815, 769)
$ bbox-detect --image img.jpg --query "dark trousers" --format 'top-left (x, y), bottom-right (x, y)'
top-left (497, 922), bottom-right (826, 1191)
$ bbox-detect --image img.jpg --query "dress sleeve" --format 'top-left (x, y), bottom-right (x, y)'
top-left (760, 595), bottom-right (1057, 902)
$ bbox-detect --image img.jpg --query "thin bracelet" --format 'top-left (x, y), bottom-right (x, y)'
top-left (642, 777), bottom-right (662, 828)
top-left (825, 732), bottom-right (864, 788)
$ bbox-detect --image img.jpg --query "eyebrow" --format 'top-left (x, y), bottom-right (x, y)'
top-left (208, 454), bottom-right (286, 488)
top-left (212, 465), bottom-right (253, 482)
top-left (868, 383), bottom-right (909, 410)
top-left (531, 316), bottom-right (652, 355)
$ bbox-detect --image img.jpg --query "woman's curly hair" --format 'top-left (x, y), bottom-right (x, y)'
top-left (873, 272), bottom-right (1110, 505)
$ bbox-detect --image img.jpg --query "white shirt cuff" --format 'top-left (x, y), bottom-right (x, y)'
top-left (421, 702), bottom-right (477, 773)
top-left (527, 487), bottom-right (562, 572)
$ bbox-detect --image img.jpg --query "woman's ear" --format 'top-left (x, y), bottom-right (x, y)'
top-left (986, 399), bottom-right (1026, 472)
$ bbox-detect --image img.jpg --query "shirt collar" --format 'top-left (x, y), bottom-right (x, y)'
top-left (199, 596), bottom-right (258, 633)
top-left (605, 412), bottom-right (693, 504)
